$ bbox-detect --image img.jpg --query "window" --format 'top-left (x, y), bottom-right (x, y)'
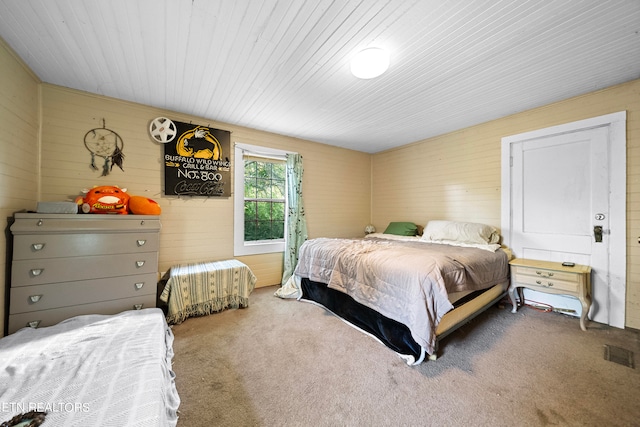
top-left (243, 158), bottom-right (285, 241)
top-left (234, 143), bottom-right (290, 256)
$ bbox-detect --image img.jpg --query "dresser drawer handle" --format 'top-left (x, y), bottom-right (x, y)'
top-left (37, 219), bottom-right (43, 226)
top-left (32, 243), bottom-right (45, 251)
top-left (29, 295), bottom-right (43, 303)
top-left (536, 280), bottom-right (555, 287)
top-left (28, 320), bottom-right (41, 328)
top-left (137, 239), bottom-right (146, 247)
top-left (30, 268), bottom-right (44, 277)
top-left (134, 304), bottom-right (144, 310)
top-left (136, 261), bottom-right (145, 268)
top-left (135, 282), bottom-right (144, 290)
top-left (535, 270), bottom-right (554, 277)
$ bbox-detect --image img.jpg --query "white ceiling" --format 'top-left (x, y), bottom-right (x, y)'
top-left (1, 0), bottom-right (639, 153)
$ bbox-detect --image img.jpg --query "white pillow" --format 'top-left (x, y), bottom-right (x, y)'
top-left (421, 220), bottom-right (500, 245)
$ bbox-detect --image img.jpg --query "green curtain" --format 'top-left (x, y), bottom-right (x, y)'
top-left (281, 153), bottom-right (308, 285)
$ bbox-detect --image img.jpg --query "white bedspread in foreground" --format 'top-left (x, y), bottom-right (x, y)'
top-left (0, 309), bottom-right (180, 427)
top-left (293, 237), bottom-right (510, 354)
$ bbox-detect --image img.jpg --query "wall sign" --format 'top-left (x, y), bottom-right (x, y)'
top-left (163, 120), bottom-right (231, 197)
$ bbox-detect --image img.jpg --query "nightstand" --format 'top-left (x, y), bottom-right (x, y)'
top-left (508, 258), bottom-right (592, 331)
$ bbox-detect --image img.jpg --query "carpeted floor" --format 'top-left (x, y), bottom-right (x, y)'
top-left (170, 286), bottom-right (640, 427)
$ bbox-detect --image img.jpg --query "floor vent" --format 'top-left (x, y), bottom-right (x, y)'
top-left (604, 345), bottom-right (635, 369)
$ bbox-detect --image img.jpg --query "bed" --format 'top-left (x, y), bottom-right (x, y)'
top-left (0, 308), bottom-right (180, 426)
top-left (276, 220), bottom-right (511, 365)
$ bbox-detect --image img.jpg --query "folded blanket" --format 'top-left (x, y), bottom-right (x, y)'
top-left (160, 259), bottom-right (256, 324)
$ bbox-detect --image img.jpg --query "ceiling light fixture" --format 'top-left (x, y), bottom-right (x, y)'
top-left (350, 47), bottom-right (390, 79)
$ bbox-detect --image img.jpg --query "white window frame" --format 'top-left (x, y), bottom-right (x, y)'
top-left (234, 142), bottom-right (292, 256)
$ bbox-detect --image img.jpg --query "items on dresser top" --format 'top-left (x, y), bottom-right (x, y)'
top-left (8, 213), bottom-right (160, 334)
top-left (36, 201), bottom-right (79, 214)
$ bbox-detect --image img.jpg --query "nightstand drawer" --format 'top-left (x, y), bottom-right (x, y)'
top-left (512, 266), bottom-right (578, 283)
top-left (512, 273), bottom-right (579, 293)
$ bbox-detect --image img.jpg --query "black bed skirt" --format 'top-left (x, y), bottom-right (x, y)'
top-left (300, 278), bottom-right (423, 360)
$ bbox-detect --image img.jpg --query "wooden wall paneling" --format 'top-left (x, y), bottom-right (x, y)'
top-left (38, 85), bottom-right (371, 290)
top-left (372, 79), bottom-right (640, 329)
top-left (0, 39), bottom-right (40, 334)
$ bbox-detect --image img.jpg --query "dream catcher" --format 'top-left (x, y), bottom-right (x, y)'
top-left (83, 119), bottom-right (125, 176)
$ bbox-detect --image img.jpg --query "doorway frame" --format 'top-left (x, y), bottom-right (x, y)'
top-left (500, 111), bottom-right (627, 328)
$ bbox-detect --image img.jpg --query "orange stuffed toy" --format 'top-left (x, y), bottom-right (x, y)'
top-left (129, 195), bottom-right (162, 215)
top-left (75, 186), bottom-right (161, 215)
top-left (76, 185), bottom-right (130, 214)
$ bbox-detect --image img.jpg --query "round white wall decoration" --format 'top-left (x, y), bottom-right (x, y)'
top-left (149, 117), bottom-right (177, 143)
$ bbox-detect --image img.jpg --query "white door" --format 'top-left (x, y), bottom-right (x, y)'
top-left (512, 127), bottom-right (609, 322)
top-left (502, 112), bottom-right (627, 329)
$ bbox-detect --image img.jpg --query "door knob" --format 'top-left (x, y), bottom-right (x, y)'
top-left (594, 225), bottom-right (603, 243)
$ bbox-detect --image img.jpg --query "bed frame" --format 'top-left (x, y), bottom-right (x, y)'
top-left (300, 277), bottom-right (509, 364)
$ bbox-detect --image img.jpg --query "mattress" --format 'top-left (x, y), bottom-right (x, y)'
top-left (0, 308), bottom-right (180, 426)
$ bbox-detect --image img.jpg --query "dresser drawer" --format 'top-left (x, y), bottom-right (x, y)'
top-left (11, 252), bottom-right (158, 287)
top-left (12, 232), bottom-right (159, 260)
top-left (511, 266), bottom-right (578, 283)
top-left (11, 214), bottom-right (160, 234)
top-left (9, 272), bottom-right (157, 314)
top-left (512, 273), bottom-right (579, 293)
top-left (7, 295), bottom-right (157, 334)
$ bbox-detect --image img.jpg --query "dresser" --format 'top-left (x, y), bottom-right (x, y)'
top-left (8, 213), bottom-right (160, 334)
top-left (508, 258), bottom-right (592, 331)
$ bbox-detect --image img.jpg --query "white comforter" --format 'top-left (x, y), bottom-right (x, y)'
top-left (0, 309), bottom-right (180, 426)
top-left (293, 237), bottom-right (509, 354)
